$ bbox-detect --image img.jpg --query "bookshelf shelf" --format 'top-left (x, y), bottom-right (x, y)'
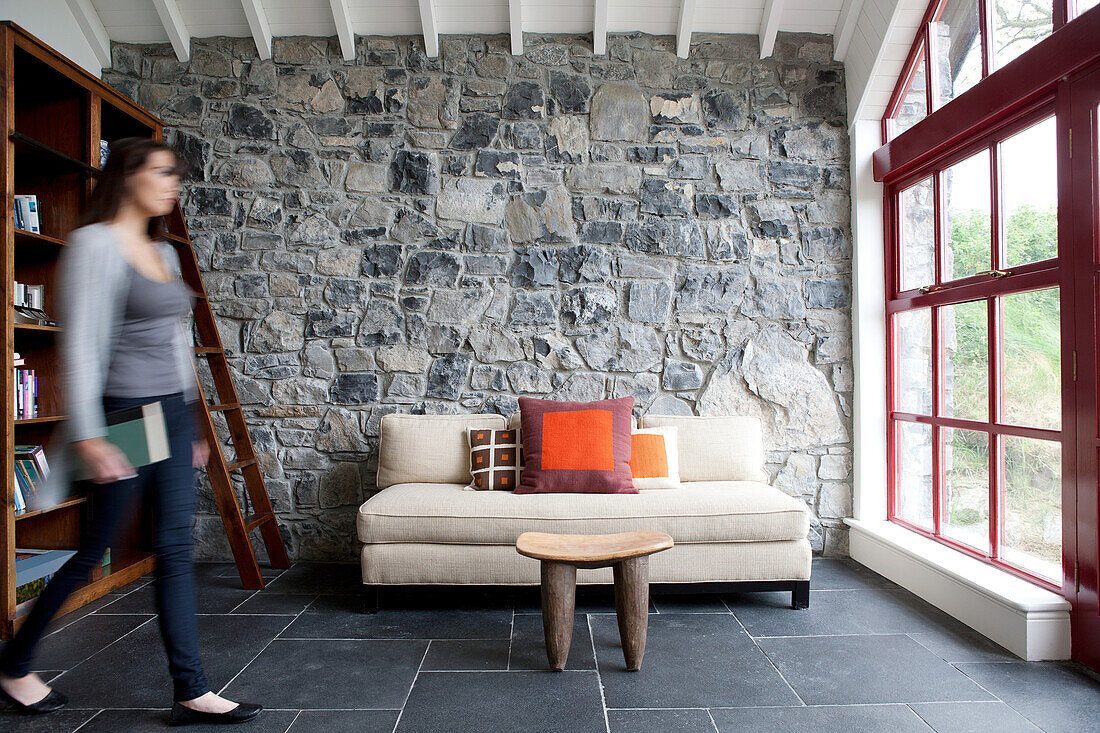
top-left (14, 323), bottom-right (61, 333)
top-left (3, 22), bottom-right (169, 640)
top-left (11, 132), bottom-right (99, 175)
top-left (14, 230), bottom-right (67, 248)
top-left (14, 496), bottom-right (85, 522)
top-left (14, 415), bottom-right (66, 426)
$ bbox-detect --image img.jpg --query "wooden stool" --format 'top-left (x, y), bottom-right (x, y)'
top-left (516, 530), bottom-right (674, 672)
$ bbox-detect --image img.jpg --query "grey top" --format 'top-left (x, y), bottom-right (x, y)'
top-left (102, 265), bottom-right (194, 398)
top-left (33, 222), bottom-right (199, 509)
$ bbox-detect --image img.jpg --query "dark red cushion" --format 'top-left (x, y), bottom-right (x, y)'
top-left (515, 396), bottom-right (636, 494)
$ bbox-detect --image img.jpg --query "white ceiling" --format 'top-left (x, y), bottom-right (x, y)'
top-left (89, 0), bottom-right (847, 45)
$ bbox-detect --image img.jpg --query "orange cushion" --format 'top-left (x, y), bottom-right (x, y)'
top-left (628, 426), bottom-right (681, 489)
top-left (516, 396), bottom-right (636, 494)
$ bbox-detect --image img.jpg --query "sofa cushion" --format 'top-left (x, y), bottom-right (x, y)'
top-left (376, 413), bottom-right (506, 489)
top-left (467, 427), bottom-right (523, 491)
top-left (629, 426), bottom-right (681, 489)
top-left (640, 415), bottom-right (768, 483)
top-left (516, 396), bottom-right (636, 495)
top-left (357, 481), bottom-right (809, 545)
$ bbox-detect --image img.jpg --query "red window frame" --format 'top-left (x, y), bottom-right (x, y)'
top-left (881, 1), bottom-right (1100, 590)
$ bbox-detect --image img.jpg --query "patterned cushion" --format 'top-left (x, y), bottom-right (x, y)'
top-left (516, 396), bottom-right (636, 494)
top-left (629, 426), bottom-right (681, 489)
top-left (467, 427), bottom-right (523, 491)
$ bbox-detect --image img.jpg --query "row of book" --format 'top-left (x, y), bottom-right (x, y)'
top-left (14, 281), bottom-right (45, 310)
top-left (12, 194), bottom-right (40, 234)
top-left (14, 352), bottom-right (38, 420)
top-left (12, 444), bottom-right (48, 513)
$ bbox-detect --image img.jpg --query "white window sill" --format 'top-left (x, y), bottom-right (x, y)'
top-left (845, 518), bottom-right (1071, 661)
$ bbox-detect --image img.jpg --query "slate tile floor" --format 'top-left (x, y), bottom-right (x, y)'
top-left (2, 558), bottom-right (1099, 732)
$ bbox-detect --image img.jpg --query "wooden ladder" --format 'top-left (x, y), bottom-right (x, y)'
top-left (159, 208), bottom-right (290, 589)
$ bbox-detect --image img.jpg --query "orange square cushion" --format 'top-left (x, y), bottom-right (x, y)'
top-left (516, 396), bottom-right (636, 494)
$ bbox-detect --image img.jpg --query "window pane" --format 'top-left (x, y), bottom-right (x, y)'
top-left (942, 300), bottom-right (988, 421)
top-left (1077, 0), bottom-right (1100, 16)
top-left (992, 0), bottom-right (1053, 70)
top-left (896, 422), bottom-right (934, 529)
top-left (895, 51), bottom-right (928, 135)
top-left (1000, 117), bottom-right (1058, 267)
top-left (1001, 288), bottom-right (1060, 430)
top-left (1001, 435), bottom-right (1061, 582)
top-left (896, 309), bottom-right (932, 415)
top-left (933, 0), bottom-right (983, 106)
top-left (944, 149), bottom-right (992, 281)
top-left (943, 429), bottom-right (989, 551)
top-left (900, 177), bottom-right (935, 291)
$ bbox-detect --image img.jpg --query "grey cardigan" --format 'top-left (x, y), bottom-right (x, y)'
top-left (34, 223), bottom-right (198, 508)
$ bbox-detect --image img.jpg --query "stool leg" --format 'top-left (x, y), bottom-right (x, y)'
top-left (541, 561), bottom-right (577, 672)
top-left (613, 556), bottom-right (649, 672)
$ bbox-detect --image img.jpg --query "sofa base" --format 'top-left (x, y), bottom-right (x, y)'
top-left (359, 540), bottom-right (812, 612)
top-left (359, 580), bottom-right (811, 614)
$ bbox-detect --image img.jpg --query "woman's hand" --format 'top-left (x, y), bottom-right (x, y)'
top-left (192, 439), bottom-right (210, 469)
top-left (74, 437), bottom-right (136, 484)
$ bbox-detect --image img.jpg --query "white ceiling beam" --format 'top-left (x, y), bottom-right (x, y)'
top-left (676, 0), bottom-right (696, 59)
top-left (418, 0), bottom-right (439, 58)
top-left (759, 0), bottom-right (785, 59)
top-left (151, 0), bottom-right (191, 62)
top-left (593, 0), bottom-right (608, 56)
top-left (509, 0), bottom-right (524, 56)
top-left (833, 0), bottom-right (865, 61)
top-left (328, 0), bottom-right (355, 61)
top-left (240, 0), bottom-right (273, 60)
top-left (64, 0), bottom-right (112, 70)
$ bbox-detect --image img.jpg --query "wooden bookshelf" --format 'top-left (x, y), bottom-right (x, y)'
top-left (1, 22), bottom-right (183, 639)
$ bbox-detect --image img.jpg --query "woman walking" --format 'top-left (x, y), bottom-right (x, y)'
top-left (0, 138), bottom-right (260, 725)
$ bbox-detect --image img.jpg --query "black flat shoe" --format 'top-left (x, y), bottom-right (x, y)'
top-left (168, 701), bottom-right (262, 726)
top-left (0, 685), bottom-right (67, 714)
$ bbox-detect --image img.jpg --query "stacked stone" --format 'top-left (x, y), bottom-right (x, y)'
top-left (103, 31), bottom-right (853, 560)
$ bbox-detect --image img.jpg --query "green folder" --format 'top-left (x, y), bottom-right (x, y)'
top-left (74, 401), bottom-right (171, 481)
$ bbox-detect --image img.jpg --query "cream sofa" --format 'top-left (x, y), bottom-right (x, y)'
top-left (357, 412), bottom-right (812, 611)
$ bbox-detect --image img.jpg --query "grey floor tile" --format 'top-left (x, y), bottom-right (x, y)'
top-left (287, 709), bottom-right (401, 732)
top-left (508, 613), bottom-right (595, 671)
top-left (651, 592), bottom-right (731, 614)
top-left (0, 708), bottom-right (100, 731)
top-left (909, 626), bottom-right (1018, 664)
top-left (222, 638), bottom-right (427, 709)
top-left (95, 577), bottom-right (254, 615)
top-left (710, 704), bottom-right (930, 732)
top-left (592, 613), bottom-right (801, 709)
top-left (956, 661), bottom-right (1100, 733)
top-left (51, 613), bottom-right (289, 708)
top-left (75, 708), bottom-right (299, 732)
top-left (514, 585), bottom-right (655, 615)
top-left (730, 588), bottom-right (961, 638)
top-left (810, 558), bottom-right (897, 590)
top-left (397, 671), bottom-right (605, 733)
top-left (47, 593), bottom-right (125, 630)
top-left (230, 592), bottom-right (317, 615)
top-left (262, 563), bottom-right (361, 595)
top-left (910, 701), bottom-right (1042, 732)
top-left (758, 634), bottom-right (995, 705)
top-left (608, 708), bottom-right (717, 732)
top-left (280, 596), bottom-right (512, 640)
top-left (421, 639), bottom-right (511, 671)
top-left (31, 614), bottom-right (152, 671)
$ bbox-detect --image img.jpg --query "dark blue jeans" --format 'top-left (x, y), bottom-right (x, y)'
top-left (0, 393), bottom-right (210, 702)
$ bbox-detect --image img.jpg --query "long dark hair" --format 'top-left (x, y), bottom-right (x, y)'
top-left (79, 137), bottom-right (184, 228)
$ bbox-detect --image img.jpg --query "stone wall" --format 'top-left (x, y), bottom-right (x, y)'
top-left (102, 31), bottom-right (854, 561)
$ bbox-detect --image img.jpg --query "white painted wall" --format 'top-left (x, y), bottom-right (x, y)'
top-left (0, 0), bottom-right (103, 75)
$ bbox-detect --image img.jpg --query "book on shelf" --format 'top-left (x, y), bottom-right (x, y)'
top-left (100, 139), bottom-right (110, 167)
top-left (13, 468), bottom-right (25, 513)
top-left (13, 281), bottom-right (56, 326)
top-left (13, 366), bottom-right (37, 419)
top-left (73, 401), bottom-right (170, 481)
top-left (13, 195), bottom-right (40, 234)
top-left (15, 548), bottom-right (76, 604)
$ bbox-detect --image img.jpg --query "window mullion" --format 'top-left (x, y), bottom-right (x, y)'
top-left (979, 0), bottom-right (993, 77)
top-left (990, 295), bottom-right (1004, 558)
top-left (932, 305), bottom-right (943, 537)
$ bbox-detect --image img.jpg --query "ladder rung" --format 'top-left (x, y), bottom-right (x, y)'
top-left (207, 402), bottom-right (240, 413)
top-left (226, 458), bottom-right (256, 472)
top-left (243, 513), bottom-right (272, 532)
top-left (193, 347), bottom-right (220, 355)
